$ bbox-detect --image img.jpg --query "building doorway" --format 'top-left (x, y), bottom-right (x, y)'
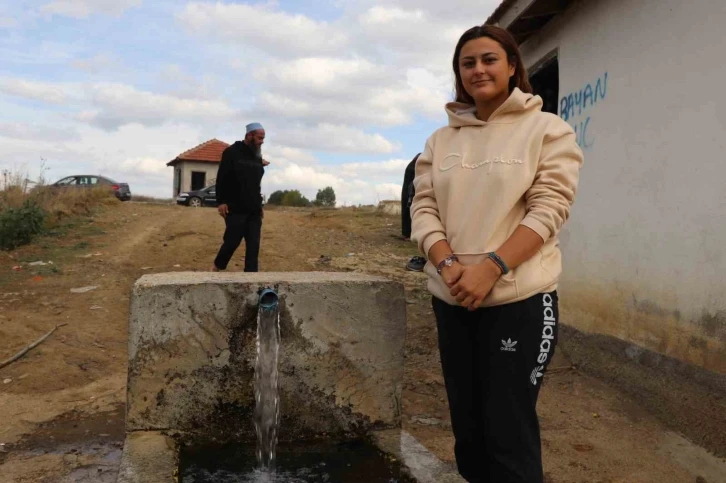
top-left (529, 55), bottom-right (559, 115)
top-left (191, 171), bottom-right (206, 191)
top-left (174, 168), bottom-right (182, 197)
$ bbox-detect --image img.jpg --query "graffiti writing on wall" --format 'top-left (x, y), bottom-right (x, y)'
top-left (559, 72), bottom-right (608, 149)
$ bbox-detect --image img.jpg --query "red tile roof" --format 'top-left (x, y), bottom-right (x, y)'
top-left (167, 138), bottom-right (230, 166)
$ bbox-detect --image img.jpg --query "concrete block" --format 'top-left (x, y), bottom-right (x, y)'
top-left (127, 272), bottom-right (406, 444)
top-left (117, 432), bottom-right (177, 483)
top-left (373, 430), bottom-right (466, 483)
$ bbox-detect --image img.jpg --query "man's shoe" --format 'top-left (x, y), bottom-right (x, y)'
top-left (406, 256), bottom-right (426, 272)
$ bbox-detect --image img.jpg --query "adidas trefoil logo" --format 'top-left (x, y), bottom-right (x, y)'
top-left (530, 366), bottom-right (544, 385)
top-left (500, 338), bottom-right (518, 352)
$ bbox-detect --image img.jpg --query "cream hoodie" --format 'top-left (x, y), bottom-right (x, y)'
top-left (411, 88), bottom-right (583, 307)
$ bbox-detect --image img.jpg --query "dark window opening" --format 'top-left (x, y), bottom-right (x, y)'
top-left (529, 56), bottom-right (559, 115)
top-left (191, 171), bottom-right (206, 191)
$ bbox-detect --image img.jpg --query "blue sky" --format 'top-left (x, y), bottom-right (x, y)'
top-left (0, 0), bottom-right (500, 205)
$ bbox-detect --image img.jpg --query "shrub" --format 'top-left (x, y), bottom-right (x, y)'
top-left (0, 199), bottom-right (46, 250)
top-left (267, 190), bottom-right (286, 205)
top-left (281, 190), bottom-right (312, 207)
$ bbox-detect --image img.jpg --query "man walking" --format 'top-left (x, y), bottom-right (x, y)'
top-left (211, 122), bottom-right (266, 272)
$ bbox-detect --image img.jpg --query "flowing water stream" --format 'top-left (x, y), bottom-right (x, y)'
top-left (254, 293), bottom-right (282, 470)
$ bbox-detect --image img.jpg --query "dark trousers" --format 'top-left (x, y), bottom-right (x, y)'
top-left (401, 200), bottom-right (412, 238)
top-left (213, 212), bottom-right (262, 271)
top-left (432, 292), bottom-right (559, 483)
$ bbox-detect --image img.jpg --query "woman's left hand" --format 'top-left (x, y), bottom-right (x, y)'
top-left (450, 260), bottom-right (502, 311)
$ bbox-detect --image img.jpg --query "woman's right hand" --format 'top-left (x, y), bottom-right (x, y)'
top-left (440, 262), bottom-right (464, 288)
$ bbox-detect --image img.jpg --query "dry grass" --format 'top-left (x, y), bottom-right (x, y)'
top-left (1, 168), bottom-right (120, 249)
top-left (1, 185), bottom-right (119, 224)
top-left (129, 194), bottom-right (174, 204)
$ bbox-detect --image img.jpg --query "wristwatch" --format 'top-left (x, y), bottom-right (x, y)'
top-left (436, 255), bottom-right (459, 275)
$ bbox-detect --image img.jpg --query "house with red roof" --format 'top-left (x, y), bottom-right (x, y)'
top-left (166, 139), bottom-right (229, 197)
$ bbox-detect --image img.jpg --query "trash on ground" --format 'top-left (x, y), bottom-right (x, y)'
top-left (71, 286), bottom-right (99, 294)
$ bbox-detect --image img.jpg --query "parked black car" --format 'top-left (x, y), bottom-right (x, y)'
top-left (49, 175), bottom-right (131, 201)
top-left (176, 185), bottom-right (217, 207)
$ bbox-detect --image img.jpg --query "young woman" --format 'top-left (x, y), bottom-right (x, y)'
top-left (410, 25), bottom-right (583, 483)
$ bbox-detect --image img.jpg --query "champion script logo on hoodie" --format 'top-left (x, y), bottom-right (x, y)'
top-left (440, 153), bottom-right (523, 173)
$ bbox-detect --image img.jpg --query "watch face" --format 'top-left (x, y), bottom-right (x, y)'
top-left (445, 258), bottom-right (453, 267)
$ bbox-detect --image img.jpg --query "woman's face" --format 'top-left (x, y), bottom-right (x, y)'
top-left (458, 36), bottom-right (515, 103)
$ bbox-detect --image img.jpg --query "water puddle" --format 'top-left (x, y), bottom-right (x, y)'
top-left (179, 439), bottom-right (412, 482)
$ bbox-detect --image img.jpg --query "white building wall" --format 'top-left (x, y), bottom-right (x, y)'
top-left (515, 0), bottom-right (726, 372)
top-left (177, 161), bottom-right (219, 195)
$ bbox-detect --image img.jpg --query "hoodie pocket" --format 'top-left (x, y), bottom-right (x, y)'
top-left (488, 274), bottom-right (519, 303)
top-left (539, 245), bottom-right (561, 282)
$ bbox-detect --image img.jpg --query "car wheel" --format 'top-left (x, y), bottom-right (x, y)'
top-left (188, 197), bottom-right (202, 207)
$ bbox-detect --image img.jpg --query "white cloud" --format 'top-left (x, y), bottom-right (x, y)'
top-left (0, 77), bottom-right (71, 104)
top-left (263, 145), bottom-right (318, 166)
top-left (0, 75), bottom-right (402, 153)
top-left (117, 157), bottom-right (169, 176)
top-left (360, 5), bottom-right (426, 23)
top-left (275, 124), bottom-right (399, 154)
top-left (154, 64), bottom-right (221, 101)
top-left (266, 164), bottom-right (344, 193)
top-left (355, 5), bottom-right (468, 76)
top-left (350, 0), bottom-right (500, 23)
top-left (252, 58), bottom-right (445, 126)
top-left (41, 0), bottom-right (142, 18)
top-left (339, 158), bottom-right (412, 179)
top-left (177, 2), bottom-right (347, 57)
top-left (254, 57), bottom-right (390, 98)
top-left (0, 122), bottom-right (80, 142)
top-left (80, 83), bottom-right (238, 129)
top-left (176, 3), bottom-right (456, 136)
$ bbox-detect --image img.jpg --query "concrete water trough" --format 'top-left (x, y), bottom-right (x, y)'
top-left (116, 272), bottom-right (463, 482)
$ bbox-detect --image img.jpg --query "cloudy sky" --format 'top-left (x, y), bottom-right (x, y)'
top-left (0, 0), bottom-right (500, 205)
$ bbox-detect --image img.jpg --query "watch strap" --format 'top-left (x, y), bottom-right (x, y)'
top-left (436, 255), bottom-right (459, 275)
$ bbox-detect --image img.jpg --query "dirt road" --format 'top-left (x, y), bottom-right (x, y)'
top-left (0, 203), bottom-right (723, 482)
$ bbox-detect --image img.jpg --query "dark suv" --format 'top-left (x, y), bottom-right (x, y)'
top-left (49, 175), bottom-right (131, 201)
top-left (176, 185), bottom-right (218, 207)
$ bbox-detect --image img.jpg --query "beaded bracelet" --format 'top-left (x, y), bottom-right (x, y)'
top-left (486, 252), bottom-right (510, 275)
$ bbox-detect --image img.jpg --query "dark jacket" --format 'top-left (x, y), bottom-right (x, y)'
top-left (401, 153), bottom-right (420, 238)
top-left (401, 153), bottom-right (420, 208)
top-left (215, 141), bottom-right (264, 214)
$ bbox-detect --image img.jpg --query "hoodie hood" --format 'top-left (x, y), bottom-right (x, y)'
top-left (446, 88), bottom-right (544, 128)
